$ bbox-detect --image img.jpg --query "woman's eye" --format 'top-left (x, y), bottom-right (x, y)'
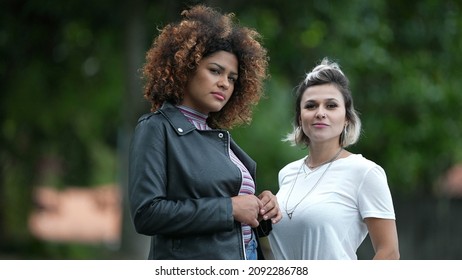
top-left (305, 104), bottom-right (316, 109)
top-left (210, 68), bottom-right (220, 75)
top-left (327, 103), bottom-right (338, 109)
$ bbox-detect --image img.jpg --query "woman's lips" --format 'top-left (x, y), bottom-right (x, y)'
top-left (313, 123), bottom-right (329, 128)
top-left (212, 92), bottom-right (225, 101)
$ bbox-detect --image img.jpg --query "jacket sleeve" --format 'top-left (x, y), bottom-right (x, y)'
top-left (128, 117), bottom-right (235, 236)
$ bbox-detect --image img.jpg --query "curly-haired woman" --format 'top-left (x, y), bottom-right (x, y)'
top-left (128, 5), bottom-right (282, 260)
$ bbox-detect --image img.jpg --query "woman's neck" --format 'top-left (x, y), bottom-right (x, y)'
top-left (307, 145), bottom-right (343, 169)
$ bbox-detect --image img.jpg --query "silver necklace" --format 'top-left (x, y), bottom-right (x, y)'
top-left (302, 159), bottom-right (323, 178)
top-left (284, 148), bottom-right (343, 219)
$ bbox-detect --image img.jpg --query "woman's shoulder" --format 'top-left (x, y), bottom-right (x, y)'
top-left (136, 110), bottom-right (169, 126)
top-left (344, 154), bottom-right (383, 171)
top-left (133, 111), bottom-right (171, 137)
top-left (279, 157), bottom-right (305, 173)
top-left (337, 154), bottom-right (388, 184)
top-left (137, 112), bottom-right (155, 122)
top-left (137, 102), bottom-right (179, 123)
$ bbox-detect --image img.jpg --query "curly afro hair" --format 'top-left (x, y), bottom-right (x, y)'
top-left (142, 5), bottom-right (269, 129)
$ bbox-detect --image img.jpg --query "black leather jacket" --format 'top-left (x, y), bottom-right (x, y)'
top-left (129, 102), bottom-right (271, 259)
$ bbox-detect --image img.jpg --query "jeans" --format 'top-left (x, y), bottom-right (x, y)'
top-left (245, 234), bottom-right (258, 260)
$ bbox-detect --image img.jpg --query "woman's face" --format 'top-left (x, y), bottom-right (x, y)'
top-left (299, 84), bottom-right (347, 146)
top-left (182, 51), bottom-right (238, 115)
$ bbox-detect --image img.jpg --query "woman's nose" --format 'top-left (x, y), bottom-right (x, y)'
top-left (218, 77), bottom-right (229, 89)
top-left (316, 110), bottom-right (326, 119)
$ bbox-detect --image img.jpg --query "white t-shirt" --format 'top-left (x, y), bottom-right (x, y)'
top-left (268, 154), bottom-right (396, 260)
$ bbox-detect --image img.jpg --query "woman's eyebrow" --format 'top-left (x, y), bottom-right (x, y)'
top-left (209, 62), bottom-right (238, 76)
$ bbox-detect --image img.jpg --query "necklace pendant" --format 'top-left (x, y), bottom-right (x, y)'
top-left (287, 212), bottom-right (293, 219)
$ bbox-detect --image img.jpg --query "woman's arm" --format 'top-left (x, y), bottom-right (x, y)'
top-left (365, 217), bottom-right (400, 260)
top-left (129, 117), bottom-right (235, 236)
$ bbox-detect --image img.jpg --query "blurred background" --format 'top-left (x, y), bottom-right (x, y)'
top-left (1, 0), bottom-right (462, 260)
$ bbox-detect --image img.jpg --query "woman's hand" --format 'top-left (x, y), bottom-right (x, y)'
top-left (231, 195), bottom-right (263, 228)
top-left (258, 190), bottom-right (283, 224)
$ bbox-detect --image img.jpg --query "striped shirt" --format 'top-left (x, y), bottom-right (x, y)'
top-left (177, 105), bottom-right (255, 245)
